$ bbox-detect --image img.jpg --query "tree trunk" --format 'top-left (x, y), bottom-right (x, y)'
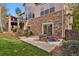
top-left (0, 8), bottom-right (3, 32)
top-left (17, 17), bottom-right (19, 31)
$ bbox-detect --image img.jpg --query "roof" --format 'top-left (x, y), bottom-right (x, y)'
top-left (6, 15), bottom-right (17, 21)
top-left (11, 16), bottom-right (17, 19)
top-left (6, 15), bottom-right (17, 18)
top-left (23, 3), bottom-right (41, 6)
top-left (10, 16), bottom-right (17, 21)
top-left (35, 3), bottom-right (41, 6)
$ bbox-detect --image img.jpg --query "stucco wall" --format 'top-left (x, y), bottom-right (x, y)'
top-left (34, 3), bottom-right (64, 18)
top-left (24, 3), bottom-right (64, 18)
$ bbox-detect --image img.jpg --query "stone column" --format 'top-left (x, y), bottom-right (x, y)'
top-left (8, 16), bottom-right (11, 32)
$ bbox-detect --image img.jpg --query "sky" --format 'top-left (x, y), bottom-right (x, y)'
top-left (6, 3), bottom-right (25, 17)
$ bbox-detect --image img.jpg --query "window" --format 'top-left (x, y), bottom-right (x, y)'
top-left (40, 11), bottom-right (44, 15)
top-left (41, 9), bottom-right (50, 15)
top-left (28, 12), bottom-right (31, 19)
top-left (27, 7), bottom-right (35, 19)
top-left (27, 11), bottom-right (33, 19)
top-left (40, 4), bottom-right (55, 16)
top-left (26, 15), bottom-right (27, 20)
top-left (45, 9), bottom-right (49, 14)
top-left (32, 13), bottom-right (35, 18)
top-left (40, 6), bottom-right (45, 15)
top-left (26, 10), bottom-right (30, 20)
top-left (50, 7), bottom-right (55, 13)
top-left (31, 7), bottom-right (35, 18)
top-left (26, 6), bottom-right (33, 20)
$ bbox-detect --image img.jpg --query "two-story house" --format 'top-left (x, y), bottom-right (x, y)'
top-left (23, 3), bottom-right (73, 37)
top-left (5, 15), bottom-right (17, 32)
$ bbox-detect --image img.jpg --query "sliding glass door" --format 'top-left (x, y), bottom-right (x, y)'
top-left (43, 23), bottom-right (53, 35)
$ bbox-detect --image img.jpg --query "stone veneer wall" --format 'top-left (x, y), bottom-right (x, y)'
top-left (27, 10), bottom-right (66, 36)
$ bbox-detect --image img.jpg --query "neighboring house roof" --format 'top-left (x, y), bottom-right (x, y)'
top-left (6, 15), bottom-right (17, 21)
top-left (11, 16), bottom-right (17, 21)
top-left (11, 16), bottom-right (17, 22)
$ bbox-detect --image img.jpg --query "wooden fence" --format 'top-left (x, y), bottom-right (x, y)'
top-left (65, 29), bottom-right (79, 40)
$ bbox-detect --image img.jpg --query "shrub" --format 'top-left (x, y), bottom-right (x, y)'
top-left (13, 28), bottom-right (17, 32)
top-left (62, 40), bottom-right (79, 56)
top-left (17, 29), bottom-right (23, 34)
top-left (0, 29), bottom-right (2, 33)
top-left (24, 28), bottom-right (33, 36)
top-left (50, 46), bottom-right (63, 56)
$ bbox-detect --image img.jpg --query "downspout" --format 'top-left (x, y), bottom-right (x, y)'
top-left (62, 4), bottom-right (64, 38)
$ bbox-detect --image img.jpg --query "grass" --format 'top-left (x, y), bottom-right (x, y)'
top-left (0, 34), bottom-right (49, 56)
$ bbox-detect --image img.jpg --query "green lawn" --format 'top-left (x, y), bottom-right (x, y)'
top-left (0, 35), bottom-right (49, 56)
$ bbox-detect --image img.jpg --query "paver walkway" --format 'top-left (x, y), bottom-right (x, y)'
top-left (19, 36), bottom-right (57, 52)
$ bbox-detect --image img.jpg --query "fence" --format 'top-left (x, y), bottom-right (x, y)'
top-left (65, 29), bottom-right (79, 40)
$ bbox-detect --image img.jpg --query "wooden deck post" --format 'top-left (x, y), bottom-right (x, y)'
top-left (8, 16), bottom-right (11, 32)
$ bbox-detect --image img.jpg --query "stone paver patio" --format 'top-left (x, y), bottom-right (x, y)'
top-left (19, 36), bottom-right (57, 52)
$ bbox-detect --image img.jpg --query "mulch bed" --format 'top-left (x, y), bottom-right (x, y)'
top-left (0, 32), bottom-right (18, 39)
